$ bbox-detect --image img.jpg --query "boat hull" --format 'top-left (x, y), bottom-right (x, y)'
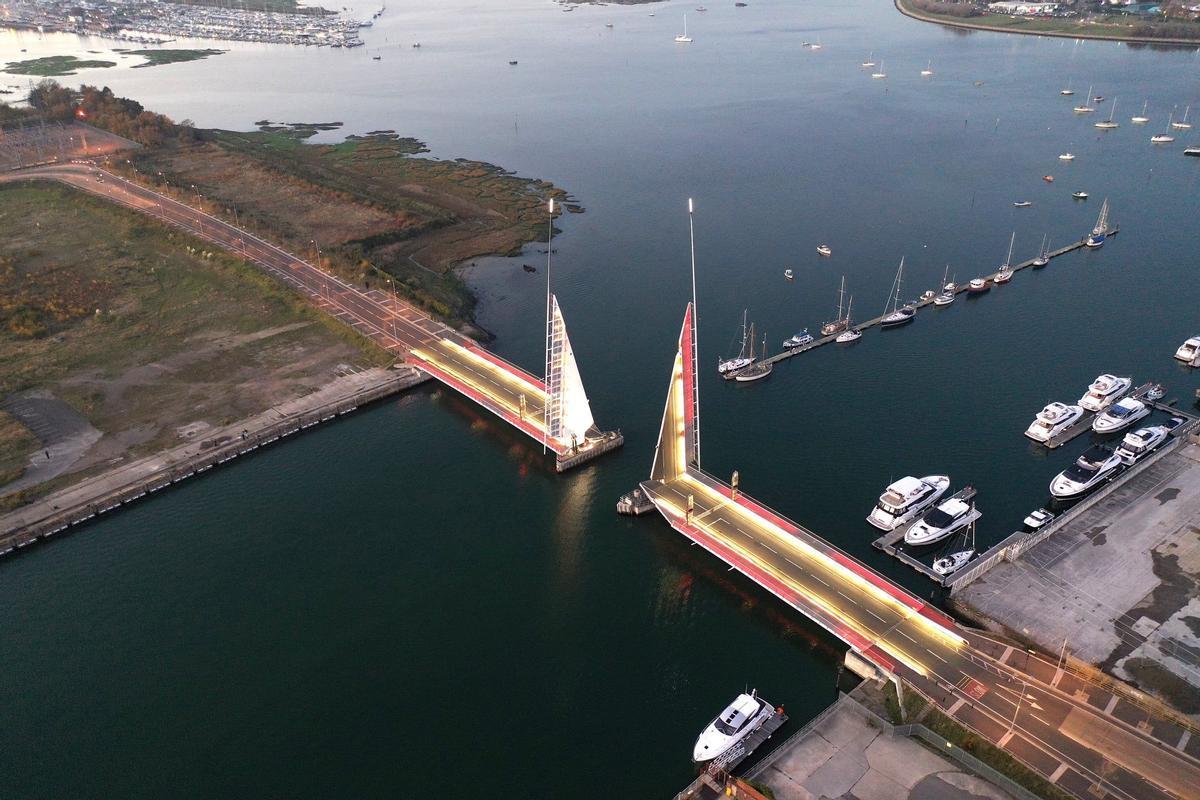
top-left (880, 312), bottom-right (914, 329)
top-left (1086, 233), bottom-right (1106, 248)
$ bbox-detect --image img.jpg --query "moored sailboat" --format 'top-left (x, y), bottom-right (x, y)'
top-left (1086, 197), bottom-right (1110, 248)
top-left (820, 276), bottom-right (850, 336)
top-left (880, 257), bottom-right (915, 328)
top-left (718, 311), bottom-right (755, 375)
top-left (1032, 234), bottom-right (1050, 268)
top-left (993, 231), bottom-right (1016, 284)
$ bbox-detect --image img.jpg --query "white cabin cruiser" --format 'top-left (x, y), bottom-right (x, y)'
top-left (1023, 509), bottom-right (1055, 529)
top-left (867, 475), bottom-right (950, 531)
top-left (783, 330), bottom-right (813, 349)
top-left (1078, 374), bottom-right (1131, 412)
top-left (692, 691), bottom-right (773, 763)
top-left (1092, 397), bottom-right (1149, 434)
top-left (1115, 425), bottom-right (1170, 465)
top-left (905, 496), bottom-right (974, 546)
top-left (1024, 402), bottom-right (1083, 443)
top-left (1050, 445), bottom-right (1123, 499)
top-left (1174, 336), bottom-right (1200, 366)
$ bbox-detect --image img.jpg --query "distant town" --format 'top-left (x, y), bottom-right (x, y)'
top-left (903, 0), bottom-right (1200, 41)
top-left (0, 0), bottom-right (381, 47)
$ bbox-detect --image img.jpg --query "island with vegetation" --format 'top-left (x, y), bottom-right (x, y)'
top-left (897, 0), bottom-right (1200, 44)
top-left (3, 55), bottom-right (116, 77)
top-left (122, 48), bottom-right (227, 68)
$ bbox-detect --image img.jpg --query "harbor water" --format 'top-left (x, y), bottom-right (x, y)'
top-left (3, 0), bottom-right (1200, 796)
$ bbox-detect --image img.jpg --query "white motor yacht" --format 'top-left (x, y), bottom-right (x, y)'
top-left (1078, 374), bottom-right (1132, 412)
top-left (1174, 336), bottom-right (1200, 366)
top-left (1024, 402), bottom-right (1083, 443)
top-left (783, 330), bottom-right (813, 349)
top-left (693, 691), bottom-right (773, 763)
top-left (1115, 425), bottom-right (1170, 465)
top-left (905, 496), bottom-right (975, 546)
top-left (933, 291), bottom-right (954, 306)
top-left (867, 475), bottom-right (950, 531)
top-left (1023, 509), bottom-right (1055, 529)
top-left (1050, 445), bottom-right (1123, 499)
top-left (1092, 397), bottom-right (1149, 434)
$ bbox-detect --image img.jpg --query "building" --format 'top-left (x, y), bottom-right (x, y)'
top-left (987, 1), bottom-right (1061, 13)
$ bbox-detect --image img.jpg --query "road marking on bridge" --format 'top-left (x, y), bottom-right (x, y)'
top-left (1104, 695), bottom-right (1119, 714)
top-left (999, 645), bottom-right (1015, 664)
top-left (1049, 763), bottom-right (1069, 784)
top-left (948, 698), bottom-right (966, 714)
top-left (1177, 730), bottom-right (1191, 751)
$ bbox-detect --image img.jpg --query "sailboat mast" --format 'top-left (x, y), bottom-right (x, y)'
top-left (1006, 231), bottom-right (1015, 267)
top-left (895, 257), bottom-right (904, 311)
top-left (837, 275), bottom-right (845, 320)
top-left (687, 197), bottom-right (700, 468)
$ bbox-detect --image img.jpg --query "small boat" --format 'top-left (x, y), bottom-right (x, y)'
top-left (412, 42), bottom-right (421, 47)
top-left (1094, 96), bottom-right (1105, 103)
top-left (1092, 398), bottom-right (1149, 434)
top-left (522, 263), bottom-right (537, 273)
top-left (933, 291), bottom-right (954, 306)
top-left (920, 60), bottom-right (933, 77)
top-left (1058, 152), bottom-right (1075, 161)
top-left (871, 60), bottom-right (886, 79)
top-left (1042, 175), bottom-right (1054, 183)
top-left (693, 691), bottom-right (774, 763)
top-left (933, 519), bottom-right (977, 577)
top-left (1174, 336), bottom-right (1200, 366)
top-left (836, 327), bottom-right (862, 343)
top-left (718, 311), bottom-right (755, 375)
top-left (1094, 98), bottom-right (1119, 130)
top-left (734, 334), bottom-right (772, 382)
top-left (867, 475), bottom-right (950, 531)
top-left (967, 277), bottom-right (990, 294)
top-left (509, 60), bottom-right (518, 65)
top-left (1013, 200), bottom-right (1033, 208)
top-left (1050, 445), bottom-right (1123, 499)
top-left (1078, 373), bottom-right (1131, 412)
top-left (861, 51), bottom-right (876, 68)
top-left (1073, 85), bottom-right (1096, 113)
top-left (372, 55), bottom-right (381, 60)
top-left (1146, 384), bottom-right (1165, 401)
top-left (606, 22), bottom-right (614, 28)
top-left (1072, 191), bottom-right (1088, 200)
top-left (1085, 197), bottom-right (1110, 248)
top-left (1032, 234), bottom-right (1050, 267)
top-left (784, 269), bottom-right (794, 281)
top-left (674, 14), bottom-right (693, 43)
top-left (1024, 402), bottom-right (1084, 443)
top-left (1115, 425), bottom-right (1171, 465)
top-left (816, 244), bottom-right (832, 256)
top-left (993, 231), bottom-right (1016, 284)
top-left (1023, 509), bottom-right (1055, 530)
top-left (1060, 78), bottom-right (1074, 96)
top-left (1131, 100), bottom-right (1150, 124)
top-left (1152, 110), bottom-right (1176, 143)
top-left (1186, 147), bottom-right (1200, 157)
top-left (783, 329), bottom-right (813, 349)
top-left (819, 277), bottom-right (850, 336)
top-left (1172, 105), bottom-right (1192, 130)
top-left (920, 289), bottom-right (935, 301)
top-left (905, 492), bottom-right (976, 547)
top-left (880, 257), bottom-right (915, 328)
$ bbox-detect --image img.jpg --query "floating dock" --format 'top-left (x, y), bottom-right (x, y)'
top-left (871, 487), bottom-right (979, 584)
top-left (1041, 381), bottom-right (1156, 449)
top-left (727, 229), bottom-right (1118, 374)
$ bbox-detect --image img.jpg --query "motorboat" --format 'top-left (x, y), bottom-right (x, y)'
top-left (784, 269), bottom-right (794, 281)
top-left (920, 290), bottom-right (936, 301)
top-left (1078, 373), bottom-right (1131, 412)
top-left (674, 14), bottom-right (693, 42)
top-left (718, 312), bottom-right (755, 375)
top-left (1186, 147), bottom-right (1200, 157)
top-left (820, 278), bottom-right (850, 336)
top-left (1092, 397), bottom-right (1149, 434)
top-left (1174, 336), bottom-right (1200, 365)
top-left (905, 495), bottom-right (975, 546)
top-left (1024, 402), bottom-right (1084, 443)
top-left (867, 475), bottom-right (950, 531)
top-left (836, 327), bottom-right (862, 343)
top-left (933, 291), bottom-right (954, 306)
top-left (1115, 425), bottom-right (1170, 465)
top-left (933, 519), bottom-right (976, 577)
top-left (1050, 445), bottom-right (1123, 499)
top-left (1072, 191), bottom-right (1088, 200)
top-left (1085, 197), bottom-right (1110, 247)
top-left (1013, 201), bottom-right (1032, 208)
top-left (880, 257), bottom-right (915, 328)
top-left (1042, 175), bottom-right (1054, 183)
top-left (1023, 509), bottom-right (1055, 530)
top-left (783, 330), bottom-right (813, 349)
top-left (1032, 234), bottom-right (1050, 267)
top-left (816, 244), bottom-right (832, 256)
top-left (967, 278), bottom-right (990, 294)
top-left (1059, 153), bottom-right (1076, 161)
top-left (693, 691), bottom-right (773, 763)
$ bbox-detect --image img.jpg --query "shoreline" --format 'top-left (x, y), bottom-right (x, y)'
top-left (894, 0), bottom-right (1200, 47)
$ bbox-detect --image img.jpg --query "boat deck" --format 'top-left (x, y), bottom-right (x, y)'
top-left (1042, 382), bottom-right (1156, 449)
top-left (871, 487), bottom-right (981, 585)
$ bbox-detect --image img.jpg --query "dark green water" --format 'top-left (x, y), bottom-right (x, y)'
top-left (3, 1), bottom-right (1200, 796)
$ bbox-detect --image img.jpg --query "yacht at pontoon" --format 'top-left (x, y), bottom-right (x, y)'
top-left (904, 495), bottom-right (975, 546)
top-left (1050, 445), bottom-right (1123, 499)
top-left (1092, 397), bottom-right (1149, 434)
top-left (1115, 425), bottom-right (1170, 465)
top-left (1078, 374), bottom-right (1131, 412)
top-left (867, 475), bottom-right (950, 531)
top-left (693, 691), bottom-right (773, 763)
top-left (1174, 336), bottom-right (1200, 366)
top-left (1024, 402), bottom-right (1083, 443)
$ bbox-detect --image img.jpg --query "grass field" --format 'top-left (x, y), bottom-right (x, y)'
top-left (0, 182), bottom-right (387, 503)
top-left (3, 55), bottom-right (116, 77)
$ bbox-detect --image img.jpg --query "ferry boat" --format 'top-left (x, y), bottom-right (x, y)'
top-left (1174, 336), bottom-right (1200, 365)
top-left (783, 329), bottom-right (813, 349)
top-left (867, 475), bottom-right (950, 531)
top-left (1085, 198), bottom-right (1110, 247)
top-left (966, 277), bottom-right (990, 294)
top-left (1115, 425), bottom-right (1171, 465)
top-left (1032, 234), bottom-right (1050, 268)
top-left (905, 494), bottom-right (975, 546)
top-left (880, 257), bottom-right (915, 328)
top-left (1023, 509), bottom-right (1055, 530)
top-left (1050, 445), bottom-right (1123, 499)
top-left (718, 312), bottom-right (755, 375)
top-left (1079, 373), bottom-right (1131, 412)
top-left (1024, 402), bottom-right (1084, 443)
top-left (1092, 398), bottom-right (1149, 434)
top-left (820, 277), bottom-right (850, 336)
top-left (693, 691), bottom-right (774, 763)
top-left (933, 519), bottom-right (976, 577)
top-left (816, 244), bottom-right (832, 257)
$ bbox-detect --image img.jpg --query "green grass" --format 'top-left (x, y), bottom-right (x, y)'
top-left (3, 56), bottom-right (116, 77)
top-left (126, 49), bottom-right (226, 68)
